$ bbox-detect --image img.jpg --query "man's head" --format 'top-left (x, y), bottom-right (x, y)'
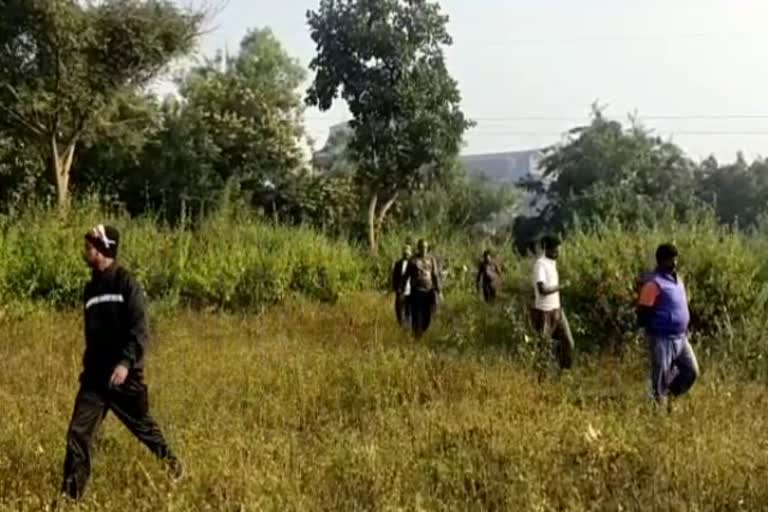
top-left (542, 235), bottom-right (561, 260)
top-left (417, 239), bottom-right (428, 257)
top-left (402, 243), bottom-right (412, 259)
top-left (84, 224), bottom-right (120, 271)
top-left (483, 249), bottom-right (493, 262)
top-left (656, 243), bottom-right (679, 273)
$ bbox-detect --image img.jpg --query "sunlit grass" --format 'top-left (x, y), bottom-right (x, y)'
top-left (1, 294), bottom-right (767, 511)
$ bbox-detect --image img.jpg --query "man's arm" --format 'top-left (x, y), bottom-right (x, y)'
top-left (636, 282), bottom-right (659, 329)
top-left (536, 282), bottom-right (564, 296)
top-left (391, 262), bottom-right (400, 293)
top-left (432, 258), bottom-right (442, 295)
top-left (119, 274), bottom-right (148, 369)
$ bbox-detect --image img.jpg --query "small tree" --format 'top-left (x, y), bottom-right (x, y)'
top-left (0, 0), bottom-right (202, 210)
top-left (306, 0), bottom-right (471, 252)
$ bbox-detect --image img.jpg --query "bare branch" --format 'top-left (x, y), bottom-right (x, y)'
top-left (0, 103), bottom-right (46, 138)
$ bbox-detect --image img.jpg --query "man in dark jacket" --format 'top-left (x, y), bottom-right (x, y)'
top-left (476, 250), bottom-right (501, 303)
top-left (405, 239), bottom-right (441, 338)
top-left (391, 243), bottom-right (412, 327)
top-left (60, 224), bottom-right (182, 500)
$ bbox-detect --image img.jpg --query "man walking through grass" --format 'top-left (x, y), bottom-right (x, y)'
top-left (59, 224), bottom-right (183, 501)
top-left (391, 243), bottom-right (413, 327)
top-left (476, 250), bottom-right (501, 303)
top-left (405, 239), bottom-right (442, 338)
top-left (530, 235), bottom-right (574, 370)
top-left (637, 243), bottom-right (699, 406)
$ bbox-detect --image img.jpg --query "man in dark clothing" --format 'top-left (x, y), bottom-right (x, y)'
top-left (60, 224), bottom-right (182, 501)
top-left (391, 243), bottom-right (413, 327)
top-left (405, 239), bottom-right (441, 338)
top-left (476, 250), bottom-right (501, 303)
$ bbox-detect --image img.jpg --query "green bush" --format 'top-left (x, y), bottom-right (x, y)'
top-left (379, 213), bottom-right (768, 359)
top-left (2, 203), bottom-right (768, 361)
top-left (0, 202), bottom-right (372, 309)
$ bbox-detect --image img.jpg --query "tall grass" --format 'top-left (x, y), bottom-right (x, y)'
top-left (0, 202), bottom-right (372, 309)
top-left (4, 204), bottom-right (768, 508)
top-left (2, 204), bottom-right (768, 362)
top-left (2, 295), bottom-right (768, 511)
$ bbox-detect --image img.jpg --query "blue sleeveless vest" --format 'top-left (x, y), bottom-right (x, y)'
top-left (647, 271), bottom-right (690, 336)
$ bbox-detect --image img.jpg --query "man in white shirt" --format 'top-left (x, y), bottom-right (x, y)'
top-left (530, 235), bottom-right (574, 369)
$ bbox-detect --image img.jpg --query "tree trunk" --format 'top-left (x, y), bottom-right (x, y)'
top-left (367, 193), bottom-right (399, 255)
top-left (376, 193), bottom-right (398, 228)
top-left (50, 136), bottom-right (76, 212)
top-left (367, 193), bottom-right (379, 254)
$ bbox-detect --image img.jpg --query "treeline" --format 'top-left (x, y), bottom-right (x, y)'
top-left (1, 1), bottom-right (767, 251)
top-left (513, 109), bottom-right (768, 250)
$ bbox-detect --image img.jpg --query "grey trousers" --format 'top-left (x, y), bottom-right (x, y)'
top-left (647, 333), bottom-right (699, 401)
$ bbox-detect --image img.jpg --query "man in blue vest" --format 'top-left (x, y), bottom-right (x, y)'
top-left (637, 243), bottom-right (699, 406)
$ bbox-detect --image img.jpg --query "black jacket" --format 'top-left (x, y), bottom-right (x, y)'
top-left (82, 263), bottom-right (148, 384)
top-left (391, 257), bottom-right (410, 294)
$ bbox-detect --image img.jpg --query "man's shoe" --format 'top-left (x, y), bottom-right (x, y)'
top-left (165, 457), bottom-right (185, 484)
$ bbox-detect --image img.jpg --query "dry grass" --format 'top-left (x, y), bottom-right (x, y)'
top-left (2, 294), bottom-right (768, 511)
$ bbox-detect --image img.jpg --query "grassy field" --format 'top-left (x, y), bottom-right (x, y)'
top-left (2, 293), bottom-right (768, 511)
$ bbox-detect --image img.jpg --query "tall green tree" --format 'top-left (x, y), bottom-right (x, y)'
top-left (523, 108), bottom-right (697, 233)
top-left (99, 28), bottom-right (308, 219)
top-left (0, 0), bottom-right (202, 210)
top-left (695, 154), bottom-right (768, 227)
top-left (178, 28), bottom-right (307, 190)
top-left (306, 0), bottom-right (471, 252)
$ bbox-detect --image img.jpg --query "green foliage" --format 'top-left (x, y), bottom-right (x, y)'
top-left (559, 215), bottom-right (767, 354)
top-left (378, 210), bottom-right (768, 359)
top-left (252, 172), bottom-right (360, 236)
top-left (2, 201), bottom-right (767, 364)
top-left (519, 108), bottom-right (698, 244)
top-left (177, 28), bottom-right (307, 185)
top-left (695, 154), bottom-right (768, 227)
top-left (0, 201), bottom-right (371, 309)
top-left (0, 0), bottom-right (202, 206)
top-left (126, 28), bottom-right (308, 219)
top-left (0, 136), bottom-right (47, 208)
top-left (400, 164), bottom-right (522, 237)
top-left (306, 0), bottom-right (472, 248)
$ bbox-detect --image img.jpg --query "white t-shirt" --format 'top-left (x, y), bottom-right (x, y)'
top-left (533, 256), bottom-right (560, 311)
top-left (401, 260), bottom-right (411, 296)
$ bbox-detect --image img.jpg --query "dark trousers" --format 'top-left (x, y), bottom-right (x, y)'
top-left (530, 308), bottom-right (574, 370)
top-left (61, 372), bottom-right (174, 499)
top-left (410, 290), bottom-right (436, 338)
top-left (482, 285), bottom-right (497, 304)
top-left (395, 293), bottom-right (411, 327)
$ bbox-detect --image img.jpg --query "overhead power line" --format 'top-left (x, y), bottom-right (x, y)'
top-left (470, 32), bottom-right (762, 46)
top-left (467, 130), bottom-right (768, 137)
top-left (305, 114), bottom-right (768, 122)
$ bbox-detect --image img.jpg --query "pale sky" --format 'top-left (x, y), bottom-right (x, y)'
top-left (189, 0), bottom-right (768, 162)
